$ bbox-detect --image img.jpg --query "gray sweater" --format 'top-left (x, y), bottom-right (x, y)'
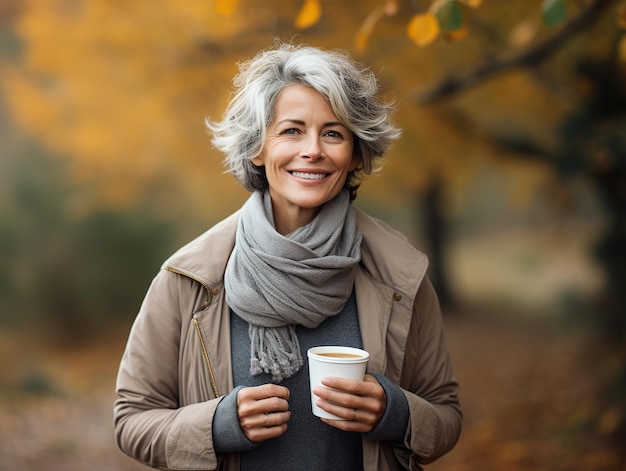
top-left (212, 291), bottom-right (410, 470)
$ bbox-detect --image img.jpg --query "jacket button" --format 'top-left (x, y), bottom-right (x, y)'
top-left (211, 288), bottom-right (219, 295)
top-left (393, 293), bottom-right (402, 301)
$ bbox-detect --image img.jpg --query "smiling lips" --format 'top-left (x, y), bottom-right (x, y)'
top-left (290, 171), bottom-right (328, 180)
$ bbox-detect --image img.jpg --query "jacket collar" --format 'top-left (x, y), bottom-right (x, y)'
top-left (162, 210), bottom-right (240, 290)
top-left (162, 206), bottom-right (428, 301)
top-left (355, 207), bottom-right (428, 300)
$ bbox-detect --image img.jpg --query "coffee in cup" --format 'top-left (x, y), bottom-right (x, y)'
top-left (307, 346), bottom-right (369, 420)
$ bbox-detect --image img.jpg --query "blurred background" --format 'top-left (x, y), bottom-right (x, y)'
top-left (0, 0), bottom-right (624, 469)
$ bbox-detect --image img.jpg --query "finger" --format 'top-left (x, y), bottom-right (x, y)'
top-left (313, 381), bottom-right (386, 422)
top-left (243, 411), bottom-right (291, 443)
top-left (237, 385), bottom-right (291, 419)
top-left (244, 421), bottom-right (289, 442)
top-left (319, 376), bottom-right (385, 408)
top-left (313, 383), bottom-right (375, 412)
top-left (262, 410), bottom-right (292, 428)
top-left (321, 416), bottom-right (370, 432)
top-left (320, 376), bottom-right (378, 395)
top-left (238, 384), bottom-right (291, 401)
top-left (241, 410), bottom-right (291, 431)
top-left (313, 385), bottom-right (358, 408)
top-left (318, 406), bottom-right (373, 433)
top-left (238, 396), bottom-right (290, 425)
top-left (363, 374), bottom-right (379, 384)
top-left (315, 397), bottom-right (377, 424)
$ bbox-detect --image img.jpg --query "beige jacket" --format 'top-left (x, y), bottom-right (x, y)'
top-left (114, 208), bottom-right (461, 470)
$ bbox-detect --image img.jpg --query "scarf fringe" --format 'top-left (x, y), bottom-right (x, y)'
top-left (249, 325), bottom-right (303, 382)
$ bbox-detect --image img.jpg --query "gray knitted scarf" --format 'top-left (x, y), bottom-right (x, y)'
top-left (224, 189), bottom-right (362, 382)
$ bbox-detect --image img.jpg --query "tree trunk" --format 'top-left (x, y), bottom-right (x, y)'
top-left (422, 179), bottom-right (455, 310)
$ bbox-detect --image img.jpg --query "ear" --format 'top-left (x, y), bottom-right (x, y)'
top-left (251, 154), bottom-right (264, 166)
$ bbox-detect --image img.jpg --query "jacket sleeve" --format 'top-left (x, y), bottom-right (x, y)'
top-left (114, 269), bottom-right (222, 471)
top-left (398, 276), bottom-right (462, 468)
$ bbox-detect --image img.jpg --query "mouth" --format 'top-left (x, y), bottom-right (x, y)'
top-left (290, 171), bottom-right (329, 180)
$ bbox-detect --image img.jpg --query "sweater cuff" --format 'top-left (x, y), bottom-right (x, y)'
top-left (212, 386), bottom-right (258, 454)
top-left (363, 373), bottom-right (410, 443)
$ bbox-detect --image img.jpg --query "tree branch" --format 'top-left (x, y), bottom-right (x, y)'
top-left (413, 0), bottom-right (617, 104)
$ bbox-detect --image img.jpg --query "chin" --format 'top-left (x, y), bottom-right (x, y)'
top-left (292, 200), bottom-right (326, 210)
top-left (294, 193), bottom-right (338, 208)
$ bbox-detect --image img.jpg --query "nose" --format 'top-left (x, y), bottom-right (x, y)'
top-left (300, 134), bottom-right (323, 161)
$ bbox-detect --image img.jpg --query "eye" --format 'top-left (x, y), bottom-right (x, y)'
top-left (281, 128), bottom-right (300, 135)
top-left (324, 130), bottom-right (344, 139)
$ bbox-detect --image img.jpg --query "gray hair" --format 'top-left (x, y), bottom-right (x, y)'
top-left (206, 42), bottom-right (401, 198)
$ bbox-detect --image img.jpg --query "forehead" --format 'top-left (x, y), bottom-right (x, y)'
top-left (273, 84), bottom-right (337, 118)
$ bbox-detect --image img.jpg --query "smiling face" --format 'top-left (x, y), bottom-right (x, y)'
top-left (252, 84), bottom-right (360, 235)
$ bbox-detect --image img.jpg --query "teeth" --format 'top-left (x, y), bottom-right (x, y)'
top-left (291, 171), bottom-right (327, 180)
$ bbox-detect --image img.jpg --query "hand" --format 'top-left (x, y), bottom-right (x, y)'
top-left (236, 384), bottom-right (291, 442)
top-left (313, 374), bottom-right (386, 432)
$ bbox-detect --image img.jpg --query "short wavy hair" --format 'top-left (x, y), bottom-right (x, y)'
top-left (207, 42), bottom-right (401, 199)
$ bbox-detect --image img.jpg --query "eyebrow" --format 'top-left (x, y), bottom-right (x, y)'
top-left (275, 119), bottom-right (347, 128)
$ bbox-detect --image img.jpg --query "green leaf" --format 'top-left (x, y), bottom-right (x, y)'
top-left (542, 0), bottom-right (568, 27)
top-left (434, 0), bottom-right (464, 32)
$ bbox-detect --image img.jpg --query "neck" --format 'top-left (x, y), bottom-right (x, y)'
top-left (271, 203), bottom-right (320, 236)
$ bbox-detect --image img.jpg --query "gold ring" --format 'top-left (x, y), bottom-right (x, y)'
top-left (264, 413), bottom-right (269, 427)
top-left (352, 408), bottom-right (357, 420)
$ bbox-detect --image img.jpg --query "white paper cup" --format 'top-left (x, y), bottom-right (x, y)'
top-left (307, 346), bottom-right (369, 420)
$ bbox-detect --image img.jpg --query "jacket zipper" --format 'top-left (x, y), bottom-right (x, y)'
top-left (164, 266), bottom-right (220, 398)
top-left (193, 317), bottom-right (220, 397)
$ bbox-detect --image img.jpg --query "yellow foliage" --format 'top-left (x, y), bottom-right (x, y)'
top-left (384, 0), bottom-right (399, 16)
top-left (2, 0), bottom-right (252, 215)
top-left (355, 6), bottom-right (386, 52)
top-left (294, 0), bottom-right (321, 30)
top-left (215, 0), bottom-right (238, 16)
top-left (356, 1), bottom-right (401, 52)
top-left (428, 0), bottom-right (449, 12)
top-left (407, 13), bottom-right (440, 47)
top-left (458, 0), bottom-right (482, 7)
top-left (0, 0), bottom-right (591, 221)
top-left (509, 19), bottom-right (538, 48)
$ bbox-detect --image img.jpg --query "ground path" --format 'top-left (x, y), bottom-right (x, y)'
top-left (0, 312), bottom-right (620, 470)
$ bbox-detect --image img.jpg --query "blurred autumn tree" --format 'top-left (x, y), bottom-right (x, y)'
top-left (2, 0), bottom-right (622, 318)
top-left (366, 0), bottom-right (626, 451)
top-left (390, 0), bottom-right (626, 329)
top-left (0, 0), bottom-right (624, 458)
top-left (342, 0), bottom-right (626, 451)
top-left (0, 143), bottom-right (176, 342)
top-left (2, 0), bottom-right (624, 426)
top-left (0, 0), bottom-right (570, 303)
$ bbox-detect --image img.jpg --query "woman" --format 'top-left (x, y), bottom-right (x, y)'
top-left (114, 42), bottom-right (461, 471)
